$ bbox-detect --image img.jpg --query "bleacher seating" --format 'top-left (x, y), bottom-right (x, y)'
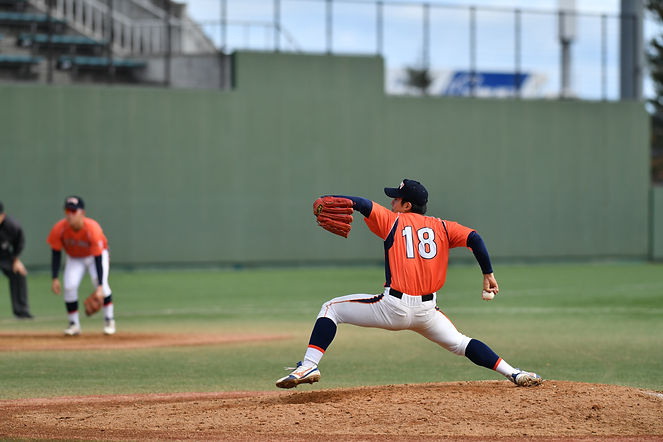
top-left (0, 53), bottom-right (41, 64)
top-left (0, 12), bottom-right (65, 32)
top-left (0, 53), bottom-right (42, 77)
top-left (18, 33), bottom-right (106, 54)
top-left (0, 0), bottom-right (27, 12)
top-left (53, 55), bottom-right (146, 83)
top-left (0, 0), bottom-right (166, 85)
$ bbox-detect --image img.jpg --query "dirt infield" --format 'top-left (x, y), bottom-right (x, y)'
top-left (1, 381), bottom-right (662, 441)
top-left (0, 331), bottom-right (291, 351)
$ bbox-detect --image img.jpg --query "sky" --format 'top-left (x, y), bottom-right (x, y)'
top-left (178, 0), bottom-right (657, 100)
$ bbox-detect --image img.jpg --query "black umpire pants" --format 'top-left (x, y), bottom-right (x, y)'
top-left (0, 261), bottom-right (31, 318)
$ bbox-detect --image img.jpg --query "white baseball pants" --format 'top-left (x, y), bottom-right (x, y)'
top-left (318, 288), bottom-right (471, 356)
top-left (63, 249), bottom-right (111, 303)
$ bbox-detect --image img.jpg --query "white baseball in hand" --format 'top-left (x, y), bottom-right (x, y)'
top-left (482, 290), bottom-right (495, 301)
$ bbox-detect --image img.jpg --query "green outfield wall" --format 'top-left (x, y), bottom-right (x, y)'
top-left (653, 186), bottom-right (663, 260)
top-left (0, 51), bottom-right (652, 268)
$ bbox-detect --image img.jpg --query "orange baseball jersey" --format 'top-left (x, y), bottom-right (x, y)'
top-left (47, 218), bottom-right (108, 258)
top-left (365, 202), bottom-right (474, 296)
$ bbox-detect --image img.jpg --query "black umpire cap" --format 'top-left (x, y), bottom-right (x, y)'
top-left (384, 179), bottom-right (428, 206)
top-left (64, 196), bottom-right (85, 210)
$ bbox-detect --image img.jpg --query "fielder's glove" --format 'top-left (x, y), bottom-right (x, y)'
top-left (313, 196), bottom-right (354, 238)
top-left (83, 291), bottom-right (104, 316)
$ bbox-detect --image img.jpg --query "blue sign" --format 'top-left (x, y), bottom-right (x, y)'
top-left (442, 71), bottom-right (531, 97)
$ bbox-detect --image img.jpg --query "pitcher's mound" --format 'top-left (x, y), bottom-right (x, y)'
top-left (0, 381), bottom-right (661, 440)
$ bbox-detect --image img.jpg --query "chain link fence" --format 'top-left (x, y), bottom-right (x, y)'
top-left (183, 0), bottom-right (654, 100)
top-left (8, 0), bottom-right (654, 99)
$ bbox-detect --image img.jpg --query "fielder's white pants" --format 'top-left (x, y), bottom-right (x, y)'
top-left (63, 249), bottom-right (111, 303)
top-left (318, 288), bottom-right (471, 356)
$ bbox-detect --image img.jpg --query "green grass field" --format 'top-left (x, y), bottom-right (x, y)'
top-left (0, 262), bottom-right (661, 399)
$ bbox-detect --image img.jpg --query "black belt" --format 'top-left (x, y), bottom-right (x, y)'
top-left (388, 288), bottom-right (434, 302)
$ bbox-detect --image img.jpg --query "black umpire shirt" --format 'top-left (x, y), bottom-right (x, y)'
top-left (0, 214), bottom-right (25, 266)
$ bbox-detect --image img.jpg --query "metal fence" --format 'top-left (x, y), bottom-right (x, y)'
top-left (182, 0), bottom-right (652, 100)
top-left (16, 0), bottom-right (653, 98)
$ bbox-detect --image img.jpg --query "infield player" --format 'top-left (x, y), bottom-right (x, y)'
top-left (47, 196), bottom-right (115, 336)
top-left (276, 179), bottom-right (542, 388)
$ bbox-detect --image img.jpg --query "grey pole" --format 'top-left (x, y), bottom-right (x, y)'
top-left (108, 0), bottom-right (115, 83)
top-left (274, 0), bottom-right (280, 52)
top-left (219, 0), bottom-right (228, 89)
top-left (376, 1), bottom-right (383, 56)
top-left (602, 14), bottom-right (607, 100)
top-left (559, 10), bottom-right (572, 97)
top-left (164, 0), bottom-right (171, 87)
top-left (558, 0), bottom-right (576, 99)
top-left (46, 0), bottom-right (53, 84)
top-left (620, 0), bottom-right (644, 100)
top-left (220, 0), bottom-right (227, 53)
top-left (469, 6), bottom-right (476, 97)
top-left (515, 8), bottom-right (521, 98)
top-left (423, 3), bottom-right (429, 70)
top-left (326, 0), bottom-right (332, 54)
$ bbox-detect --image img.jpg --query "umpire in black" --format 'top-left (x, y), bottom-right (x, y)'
top-left (0, 202), bottom-right (33, 319)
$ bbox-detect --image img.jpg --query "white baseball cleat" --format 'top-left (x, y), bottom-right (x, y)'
top-left (103, 319), bottom-right (116, 335)
top-left (510, 369), bottom-right (543, 386)
top-left (64, 322), bottom-right (81, 336)
top-left (275, 361), bottom-right (321, 389)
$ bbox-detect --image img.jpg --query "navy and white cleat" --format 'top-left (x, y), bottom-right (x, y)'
top-left (275, 361), bottom-right (321, 389)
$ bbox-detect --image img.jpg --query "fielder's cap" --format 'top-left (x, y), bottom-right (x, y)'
top-left (384, 179), bottom-right (428, 206)
top-left (64, 196), bottom-right (85, 210)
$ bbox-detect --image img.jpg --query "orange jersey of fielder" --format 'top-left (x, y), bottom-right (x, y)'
top-left (365, 202), bottom-right (474, 296)
top-left (47, 218), bottom-right (108, 258)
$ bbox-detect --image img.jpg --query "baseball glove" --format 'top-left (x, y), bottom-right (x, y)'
top-left (83, 292), bottom-right (104, 316)
top-left (313, 196), bottom-right (354, 238)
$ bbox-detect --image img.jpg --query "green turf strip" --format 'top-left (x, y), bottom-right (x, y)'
top-left (0, 262), bottom-right (661, 398)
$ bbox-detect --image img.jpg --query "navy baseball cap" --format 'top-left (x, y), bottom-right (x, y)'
top-left (64, 196), bottom-right (85, 210)
top-left (384, 179), bottom-right (428, 206)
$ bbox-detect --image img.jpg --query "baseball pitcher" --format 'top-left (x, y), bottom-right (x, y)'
top-left (47, 196), bottom-right (115, 336)
top-left (276, 179), bottom-right (542, 388)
